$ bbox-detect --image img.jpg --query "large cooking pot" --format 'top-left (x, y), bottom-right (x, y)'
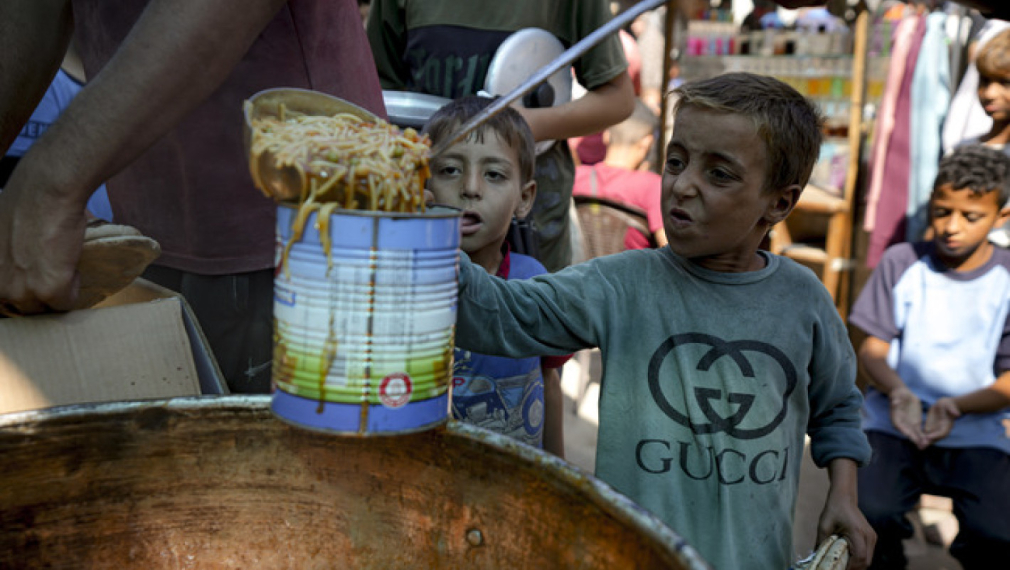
top-left (0, 396), bottom-right (710, 569)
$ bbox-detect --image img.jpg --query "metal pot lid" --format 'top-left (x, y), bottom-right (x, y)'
top-left (484, 28), bottom-right (573, 108)
top-left (382, 90), bottom-right (451, 131)
top-left (484, 28), bottom-right (572, 154)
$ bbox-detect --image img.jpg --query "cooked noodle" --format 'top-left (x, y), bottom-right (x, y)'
top-left (250, 108), bottom-right (432, 274)
top-left (249, 109), bottom-right (430, 214)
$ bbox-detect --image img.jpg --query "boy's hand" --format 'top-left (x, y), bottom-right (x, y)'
top-left (888, 387), bottom-right (928, 448)
top-left (818, 459), bottom-right (876, 569)
top-left (818, 489), bottom-right (876, 569)
top-left (922, 397), bottom-right (961, 446)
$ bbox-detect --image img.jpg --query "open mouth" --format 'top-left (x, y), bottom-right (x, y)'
top-left (460, 210), bottom-right (483, 235)
top-left (668, 208), bottom-right (693, 225)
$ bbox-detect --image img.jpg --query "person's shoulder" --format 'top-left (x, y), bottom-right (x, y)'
top-left (508, 252), bottom-right (549, 279)
top-left (773, 254), bottom-right (831, 289)
top-left (952, 136), bottom-right (983, 152)
top-left (624, 168), bottom-right (661, 184)
top-left (988, 245), bottom-right (1010, 274)
top-left (881, 241), bottom-right (929, 264)
top-left (864, 242), bottom-right (930, 284)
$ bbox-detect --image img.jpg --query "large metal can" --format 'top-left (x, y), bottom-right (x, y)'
top-left (272, 204), bottom-right (461, 435)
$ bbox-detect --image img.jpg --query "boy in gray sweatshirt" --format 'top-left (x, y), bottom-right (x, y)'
top-left (453, 72), bottom-right (875, 570)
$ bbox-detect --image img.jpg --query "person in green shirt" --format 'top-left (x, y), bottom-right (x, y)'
top-left (366, 0), bottom-right (635, 272)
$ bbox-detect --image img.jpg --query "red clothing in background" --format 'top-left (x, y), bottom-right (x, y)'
top-left (71, 0), bottom-right (386, 275)
top-left (572, 163), bottom-right (663, 249)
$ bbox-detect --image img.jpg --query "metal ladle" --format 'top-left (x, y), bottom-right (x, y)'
top-left (243, 88), bottom-right (381, 202)
top-left (426, 0), bottom-right (667, 157)
top-left (245, 0), bottom-right (667, 202)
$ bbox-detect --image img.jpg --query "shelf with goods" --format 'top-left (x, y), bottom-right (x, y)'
top-left (676, 9), bottom-right (887, 316)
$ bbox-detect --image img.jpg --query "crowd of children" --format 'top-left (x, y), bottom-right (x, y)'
top-left (420, 23), bottom-right (1010, 564)
top-left (4, 1), bottom-right (1009, 568)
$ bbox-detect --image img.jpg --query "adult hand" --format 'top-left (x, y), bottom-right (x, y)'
top-left (922, 397), bottom-right (960, 445)
top-left (888, 386), bottom-right (928, 449)
top-left (0, 162), bottom-right (86, 314)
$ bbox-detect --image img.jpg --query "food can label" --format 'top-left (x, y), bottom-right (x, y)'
top-left (379, 373), bottom-right (412, 409)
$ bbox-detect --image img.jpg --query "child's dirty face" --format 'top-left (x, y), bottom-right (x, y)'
top-left (661, 106), bottom-right (779, 272)
top-left (978, 69), bottom-right (1010, 122)
top-left (929, 183), bottom-right (1006, 271)
top-left (427, 131), bottom-right (532, 267)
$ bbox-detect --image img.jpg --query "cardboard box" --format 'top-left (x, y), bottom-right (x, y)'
top-left (0, 279), bottom-right (228, 415)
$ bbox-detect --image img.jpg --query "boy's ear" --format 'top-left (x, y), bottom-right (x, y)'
top-left (763, 183), bottom-right (803, 226)
top-left (514, 179), bottom-right (537, 220)
top-left (998, 204), bottom-right (1010, 229)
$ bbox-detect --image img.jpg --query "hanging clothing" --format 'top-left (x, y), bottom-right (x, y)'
top-left (865, 15), bottom-right (928, 268)
top-left (863, 15), bottom-right (921, 235)
top-left (905, 12), bottom-right (951, 242)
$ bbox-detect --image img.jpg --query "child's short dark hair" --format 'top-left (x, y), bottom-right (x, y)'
top-left (422, 95), bottom-right (536, 184)
top-left (975, 28), bottom-right (1010, 79)
top-left (934, 144), bottom-right (1010, 204)
top-left (672, 72), bottom-right (824, 192)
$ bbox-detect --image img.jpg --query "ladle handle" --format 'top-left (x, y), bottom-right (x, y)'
top-left (427, 0), bottom-right (668, 158)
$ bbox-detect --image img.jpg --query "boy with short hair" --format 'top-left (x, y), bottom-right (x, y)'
top-left (423, 96), bottom-right (569, 457)
top-left (849, 144), bottom-right (1010, 569)
top-left (450, 73), bottom-right (876, 569)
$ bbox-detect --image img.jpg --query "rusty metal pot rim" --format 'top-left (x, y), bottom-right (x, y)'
top-left (0, 395), bottom-right (711, 570)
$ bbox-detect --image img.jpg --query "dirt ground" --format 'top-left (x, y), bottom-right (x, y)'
top-left (560, 350), bottom-right (962, 570)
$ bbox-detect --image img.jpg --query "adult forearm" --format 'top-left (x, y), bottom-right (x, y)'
top-left (520, 73), bottom-right (635, 142)
top-left (0, 0), bottom-right (73, 155)
top-left (17, 0), bottom-right (288, 202)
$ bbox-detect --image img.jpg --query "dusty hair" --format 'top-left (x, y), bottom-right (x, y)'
top-left (976, 28), bottom-right (1010, 79)
top-left (672, 72), bottom-right (823, 192)
top-left (934, 144), bottom-right (1010, 204)
top-left (607, 99), bottom-right (659, 147)
top-left (422, 95), bottom-right (536, 184)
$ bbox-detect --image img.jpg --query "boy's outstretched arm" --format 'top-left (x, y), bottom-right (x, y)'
top-left (858, 336), bottom-right (929, 449)
top-left (923, 369), bottom-right (1010, 443)
top-left (818, 458), bottom-right (876, 570)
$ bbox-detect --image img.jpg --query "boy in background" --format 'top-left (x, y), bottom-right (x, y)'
top-left (572, 99), bottom-right (666, 250)
top-left (448, 73), bottom-right (876, 570)
top-left (849, 144), bottom-right (1010, 569)
top-left (424, 96), bottom-right (569, 457)
top-left (953, 28), bottom-right (1010, 246)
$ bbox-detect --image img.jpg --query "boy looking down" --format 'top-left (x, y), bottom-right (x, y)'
top-left (850, 144), bottom-right (1010, 569)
